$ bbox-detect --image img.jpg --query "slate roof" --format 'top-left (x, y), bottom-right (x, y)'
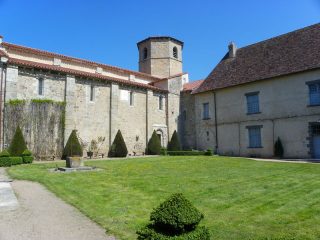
top-left (193, 23), bottom-right (320, 94)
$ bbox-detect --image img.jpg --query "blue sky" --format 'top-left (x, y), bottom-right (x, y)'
top-left (0, 0), bottom-right (319, 81)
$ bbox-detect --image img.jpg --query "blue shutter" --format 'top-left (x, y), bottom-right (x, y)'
top-left (247, 94), bottom-right (260, 114)
top-left (248, 127), bottom-right (262, 148)
top-left (309, 83), bottom-right (320, 105)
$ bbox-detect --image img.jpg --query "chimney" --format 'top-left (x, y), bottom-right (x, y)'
top-left (228, 42), bottom-right (237, 58)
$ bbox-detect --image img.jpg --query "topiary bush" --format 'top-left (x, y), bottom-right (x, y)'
top-left (160, 147), bottom-right (167, 156)
top-left (108, 130), bottom-right (128, 157)
top-left (147, 131), bottom-right (161, 155)
top-left (8, 126), bottom-right (27, 156)
top-left (167, 130), bottom-right (181, 151)
top-left (22, 150), bottom-right (33, 163)
top-left (62, 130), bottom-right (83, 159)
top-left (205, 149), bottom-right (213, 156)
top-left (10, 157), bottom-right (23, 165)
top-left (274, 137), bottom-right (284, 158)
top-left (137, 193), bottom-right (210, 240)
top-left (0, 149), bottom-right (10, 157)
top-left (0, 150), bottom-right (11, 167)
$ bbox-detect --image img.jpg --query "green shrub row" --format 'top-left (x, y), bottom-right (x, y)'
top-left (165, 150), bottom-right (213, 156)
top-left (10, 157), bottom-right (23, 165)
top-left (0, 155), bottom-right (34, 167)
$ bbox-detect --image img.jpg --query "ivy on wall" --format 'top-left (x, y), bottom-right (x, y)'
top-left (4, 99), bottom-right (66, 160)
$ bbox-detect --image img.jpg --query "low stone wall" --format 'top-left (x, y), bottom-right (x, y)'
top-left (4, 100), bottom-right (65, 160)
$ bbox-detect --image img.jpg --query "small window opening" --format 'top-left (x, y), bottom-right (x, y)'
top-left (38, 78), bottom-right (44, 95)
top-left (129, 91), bottom-right (134, 106)
top-left (143, 48), bottom-right (148, 60)
top-left (173, 47), bottom-right (178, 58)
top-left (159, 96), bottom-right (163, 110)
top-left (90, 85), bottom-right (95, 102)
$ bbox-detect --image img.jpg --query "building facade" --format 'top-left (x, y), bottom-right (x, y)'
top-left (185, 23), bottom-right (320, 159)
top-left (0, 23), bottom-right (320, 160)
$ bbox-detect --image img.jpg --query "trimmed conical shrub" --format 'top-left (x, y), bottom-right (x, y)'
top-left (147, 130), bottom-right (161, 155)
top-left (274, 137), bottom-right (284, 158)
top-left (137, 193), bottom-right (210, 239)
top-left (62, 130), bottom-right (83, 159)
top-left (167, 130), bottom-right (181, 151)
top-left (108, 130), bottom-right (128, 157)
top-left (8, 126), bottom-right (27, 156)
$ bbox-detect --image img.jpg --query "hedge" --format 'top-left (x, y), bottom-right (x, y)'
top-left (0, 157), bottom-right (11, 167)
top-left (10, 157), bottom-right (23, 165)
top-left (23, 156), bottom-right (34, 164)
top-left (167, 151), bottom-right (206, 156)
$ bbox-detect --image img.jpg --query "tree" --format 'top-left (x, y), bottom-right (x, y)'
top-left (8, 126), bottom-right (27, 156)
top-left (147, 130), bottom-right (161, 155)
top-left (108, 130), bottom-right (128, 157)
top-left (167, 130), bottom-right (181, 151)
top-left (274, 137), bottom-right (284, 158)
top-left (62, 130), bottom-right (83, 159)
top-left (137, 193), bottom-right (210, 239)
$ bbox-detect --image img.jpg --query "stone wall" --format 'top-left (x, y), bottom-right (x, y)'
top-left (4, 101), bottom-right (65, 159)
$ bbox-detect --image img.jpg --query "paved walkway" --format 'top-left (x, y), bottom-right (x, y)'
top-left (0, 168), bottom-right (115, 240)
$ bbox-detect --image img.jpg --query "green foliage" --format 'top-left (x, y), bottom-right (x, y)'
top-left (23, 156), bottom-right (34, 164)
top-left (274, 137), bottom-right (284, 158)
top-left (167, 151), bottom-right (206, 156)
top-left (147, 131), bottom-right (161, 155)
top-left (167, 131), bottom-right (181, 151)
top-left (0, 157), bottom-right (11, 167)
top-left (137, 226), bottom-right (210, 240)
top-left (6, 99), bottom-right (26, 106)
top-left (137, 193), bottom-right (209, 239)
top-left (31, 99), bottom-right (66, 106)
top-left (0, 149), bottom-right (10, 157)
top-left (108, 130), bottom-right (128, 157)
top-left (205, 149), bottom-right (213, 156)
top-left (10, 157), bottom-right (23, 165)
top-left (22, 149), bottom-right (32, 156)
top-left (62, 130), bottom-right (83, 158)
top-left (160, 147), bottom-right (167, 156)
top-left (8, 126), bottom-right (27, 156)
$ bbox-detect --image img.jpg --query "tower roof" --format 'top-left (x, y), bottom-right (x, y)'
top-left (137, 36), bottom-right (184, 48)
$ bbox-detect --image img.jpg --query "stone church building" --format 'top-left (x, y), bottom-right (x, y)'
top-left (0, 23), bottom-right (320, 159)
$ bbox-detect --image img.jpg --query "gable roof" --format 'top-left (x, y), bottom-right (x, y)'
top-left (2, 42), bottom-right (162, 82)
top-left (183, 80), bottom-right (204, 92)
top-left (193, 23), bottom-right (320, 94)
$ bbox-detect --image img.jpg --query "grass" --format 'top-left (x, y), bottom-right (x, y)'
top-left (7, 156), bottom-right (320, 239)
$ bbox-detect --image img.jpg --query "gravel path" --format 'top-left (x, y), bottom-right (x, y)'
top-left (0, 169), bottom-right (115, 240)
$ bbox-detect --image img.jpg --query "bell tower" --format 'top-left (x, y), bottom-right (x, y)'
top-left (137, 36), bottom-right (183, 78)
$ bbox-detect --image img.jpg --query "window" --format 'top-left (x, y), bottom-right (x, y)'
top-left (247, 126), bottom-right (262, 148)
top-left (159, 96), bottom-right (163, 110)
top-left (38, 78), bottom-right (44, 95)
top-left (203, 103), bottom-right (209, 119)
top-left (129, 91), bottom-right (134, 106)
top-left (246, 92), bottom-right (260, 114)
top-left (90, 85), bottom-right (95, 102)
top-left (173, 47), bottom-right (178, 58)
top-left (308, 83), bottom-right (320, 106)
top-left (143, 47), bottom-right (148, 60)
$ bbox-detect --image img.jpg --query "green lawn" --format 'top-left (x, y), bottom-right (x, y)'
top-left (7, 156), bottom-right (320, 240)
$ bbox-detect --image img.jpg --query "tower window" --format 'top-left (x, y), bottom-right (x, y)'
top-left (129, 91), bottom-right (134, 106)
top-left (159, 96), bottom-right (163, 110)
top-left (38, 78), bottom-right (44, 95)
top-left (173, 47), bottom-right (178, 58)
top-left (143, 47), bottom-right (148, 60)
top-left (90, 85), bottom-right (95, 102)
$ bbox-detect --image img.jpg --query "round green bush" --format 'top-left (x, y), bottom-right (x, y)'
top-left (0, 149), bottom-right (10, 157)
top-left (21, 149), bottom-right (32, 156)
top-left (150, 193), bottom-right (204, 234)
top-left (23, 156), bottom-right (34, 164)
top-left (137, 225), bottom-right (210, 240)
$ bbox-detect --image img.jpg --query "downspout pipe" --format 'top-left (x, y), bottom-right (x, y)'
top-left (213, 92), bottom-right (218, 154)
top-left (0, 59), bottom-right (8, 150)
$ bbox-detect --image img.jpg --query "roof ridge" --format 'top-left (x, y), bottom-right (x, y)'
top-left (238, 22), bottom-right (320, 51)
top-left (2, 42), bottom-right (163, 81)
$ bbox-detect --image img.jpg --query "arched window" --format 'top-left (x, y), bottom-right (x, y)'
top-left (38, 78), bottom-right (44, 95)
top-left (173, 47), bottom-right (178, 58)
top-left (143, 47), bottom-right (148, 60)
